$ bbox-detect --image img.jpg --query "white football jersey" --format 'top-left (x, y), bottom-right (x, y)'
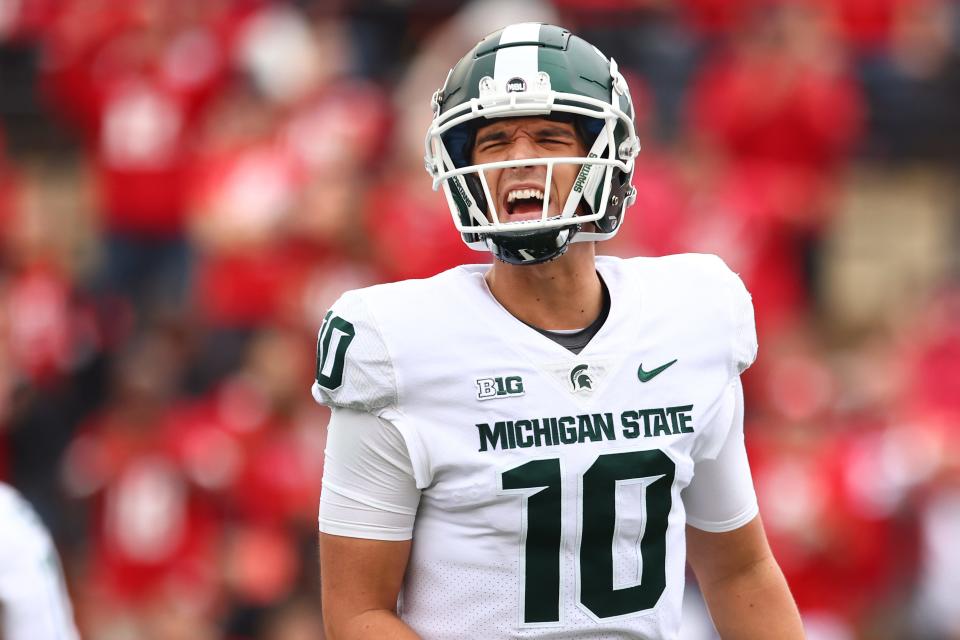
top-left (313, 254), bottom-right (757, 640)
top-left (0, 483), bottom-right (81, 640)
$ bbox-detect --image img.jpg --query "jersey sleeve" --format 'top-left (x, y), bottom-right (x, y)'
top-left (687, 255), bottom-right (759, 461)
top-left (319, 408), bottom-right (421, 541)
top-left (0, 486), bottom-right (81, 640)
top-left (311, 291), bottom-right (398, 413)
top-left (683, 379), bottom-right (759, 532)
top-left (682, 253), bottom-right (757, 377)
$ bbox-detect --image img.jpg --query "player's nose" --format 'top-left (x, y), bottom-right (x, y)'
top-left (504, 136), bottom-right (545, 177)
top-left (506, 135), bottom-right (537, 161)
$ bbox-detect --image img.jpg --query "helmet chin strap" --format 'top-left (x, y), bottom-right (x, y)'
top-left (485, 225), bottom-right (575, 265)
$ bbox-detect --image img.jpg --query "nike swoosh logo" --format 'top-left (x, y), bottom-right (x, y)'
top-left (637, 359), bottom-right (678, 383)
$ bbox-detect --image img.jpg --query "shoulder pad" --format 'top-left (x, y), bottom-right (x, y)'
top-left (311, 291), bottom-right (397, 413)
top-left (707, 255), bottom-right (758, 375)
top-left (630, 253), bottom-right (758, 375)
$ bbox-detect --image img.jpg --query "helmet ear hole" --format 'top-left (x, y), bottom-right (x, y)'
top-left (594, 168), bottom-right (632, 234)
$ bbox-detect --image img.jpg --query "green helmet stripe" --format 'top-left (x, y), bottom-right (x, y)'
top-left (493, 23), bottom-right (541, 86)
top-left (442, 46), bottom-right (494, 108)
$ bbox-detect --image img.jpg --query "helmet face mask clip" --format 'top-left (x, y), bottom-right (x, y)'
top-left (424, 23), bottom-right (640, 265)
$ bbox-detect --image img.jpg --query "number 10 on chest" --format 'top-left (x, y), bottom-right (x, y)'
top-left (499, 450), bottom-right (676, 625)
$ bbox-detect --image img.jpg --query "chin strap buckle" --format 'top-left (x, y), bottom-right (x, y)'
top-left (423, 156), bottom-right (438, 177)
top-left (618, 137), bottom-right (640, 160)
top-left (430, 90), bottom-right (443, 117)
top-left (610, 58), bottom-right (629, 97)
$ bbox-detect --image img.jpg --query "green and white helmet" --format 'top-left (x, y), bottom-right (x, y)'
top-left (424, 23), bottom-right (640, 265)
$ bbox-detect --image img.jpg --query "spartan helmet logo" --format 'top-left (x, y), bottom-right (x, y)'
top-left (569, 364), bottom-right (593, 392)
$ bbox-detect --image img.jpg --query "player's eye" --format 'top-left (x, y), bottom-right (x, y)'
top-left (539, 134), bottom-right (577, 148)
top-left (478, 141), bottom-right (506, 153)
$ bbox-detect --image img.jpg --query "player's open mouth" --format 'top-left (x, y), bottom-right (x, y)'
top-left (504, 188), bottom-right (545, 217)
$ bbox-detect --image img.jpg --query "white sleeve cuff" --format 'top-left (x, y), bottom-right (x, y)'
top-left (319, 483), bottom-right (415, 540)
top-left (683, 378), bottom-right (759, 532)
top-left (318, 408), bottom-right (420, 540)
top-left (686, 502), bottom-right (759, 533)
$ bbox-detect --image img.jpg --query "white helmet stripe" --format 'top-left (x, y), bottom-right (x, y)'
top-left (494, 23), bottom-right (541, 86)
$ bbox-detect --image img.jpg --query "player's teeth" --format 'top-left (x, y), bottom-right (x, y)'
top-left (507, 189), bottom-right (544, 203)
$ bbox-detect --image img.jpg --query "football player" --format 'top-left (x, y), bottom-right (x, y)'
top-left (0, 483), bottom-right (81, 640)
top-left (314, 23), bottom-right (804, 639)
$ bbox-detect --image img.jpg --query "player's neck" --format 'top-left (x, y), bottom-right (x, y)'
top-left (484, 243), bottom-right (602, 331)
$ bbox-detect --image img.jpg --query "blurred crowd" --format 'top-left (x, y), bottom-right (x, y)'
top-left (0, 0), bottom-right (958, 638)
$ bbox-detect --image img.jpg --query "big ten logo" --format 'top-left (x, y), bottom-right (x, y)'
top-left (476, 375), bottom-right (525, 400)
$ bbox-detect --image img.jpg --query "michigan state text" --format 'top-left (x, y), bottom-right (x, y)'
top-left (476, 405), bottom-right (695, 452)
